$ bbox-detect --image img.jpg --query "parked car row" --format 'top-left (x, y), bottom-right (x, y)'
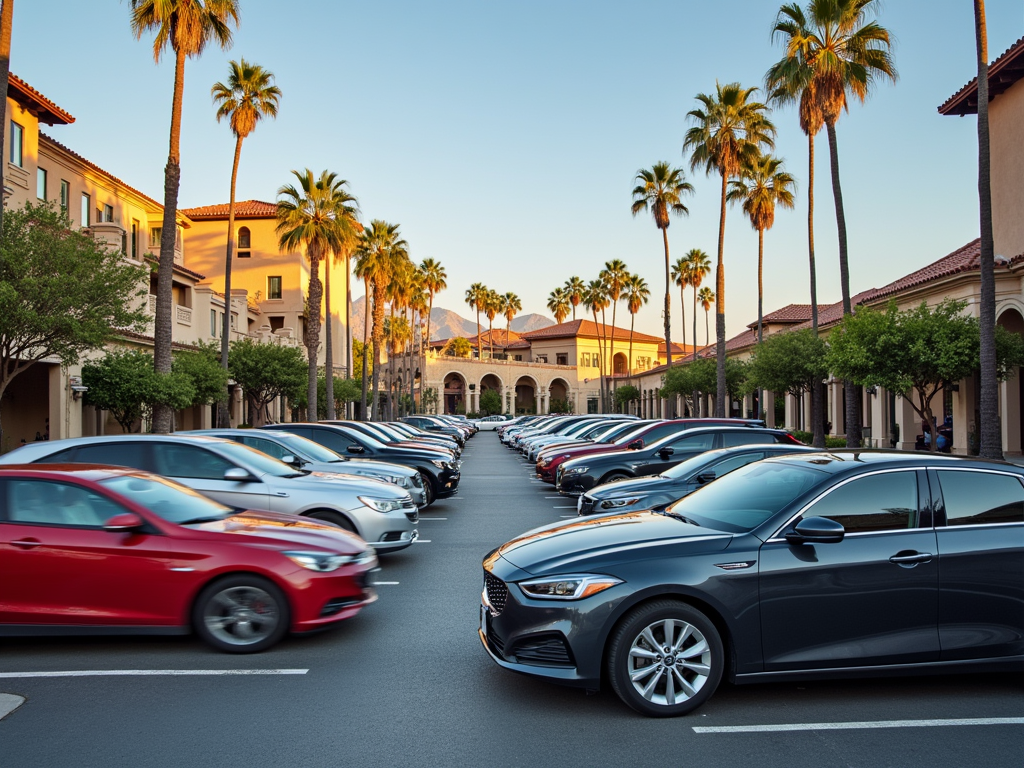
top-left (482, 416), bottom-right (1024, 719)
top-left (0, 414), bottom-right (475, 653)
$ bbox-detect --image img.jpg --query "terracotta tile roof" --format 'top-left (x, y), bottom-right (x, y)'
top-left (144, 255), bottom-right (206, 283)
top-left (40, 133), bottom-right (172, 215)
top-left (867, 239), bottom-right (983, 302)
top-left (505, 339), bottom-right (532, 349)
top-left (939, 36), bottom-right (1024, 116)
top-left (521, 319), bottom-right (664, 344)
top-left (745, 303), bottom-right (829, 329)
top-left (467, 329), bottom-right (522, 346)
top-left (658, 341), bottom-right (699, 356)
top-left (180, 200), bottom-right (278, 220)
top-left (8, 73), bottom-right (74, 125)
top-left (118, 330), bottom-right (202, 352)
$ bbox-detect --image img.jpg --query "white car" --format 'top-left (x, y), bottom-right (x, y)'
top-left (470, 415), bottom-right (512, 431)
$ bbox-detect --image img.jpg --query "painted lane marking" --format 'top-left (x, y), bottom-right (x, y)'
top-left (418, 517), bottom-right (447, 520)
top-left (414, 539), bottom-right (432, 543)
top-left (553, 506), bottom-right (576, 509)
top-left (559, 515), bottom-right (576, 519)
top-left (372, 581), bottom-right (400, 585)
top-left (0, 693), bottom-right (25, 720)
top-left (693, 717), bottom-right (1024, 734)
top-left (0, 669), bottom-right (309, 679)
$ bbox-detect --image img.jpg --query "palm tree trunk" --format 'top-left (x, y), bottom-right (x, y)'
top-left (705, 308), bottom-right (710, 348)
top-left (0, 0), bottom-right (14, 235)
top-left (425, 292), bottom-right (434, 413)
top-left (152, 47), bottom-right (187, 434)
top-left (371, 285), bottom-right (384, 421)
top-left (679, 286), bottom-right (686, 356)
top-left (475, 310), bottom-right (481, 359)
top-left (628, 313), bottom-right (635, 379)
top-left (360, 279), bottom-right (370, 420)
top-left (306, 249), bottom-right (323, 423)
top-left (808, 131), bottom-right (825, 449)
top-left (826, 121), bottom-right (861, 447)
top-left (661, 227), bottom-right (673, 371)
top-left (692, 285), bottom-right (699, 362)
top-left (975, 0), bottom-right (1000, 459)
top-left (345, 252), bottom-right (353, 419)
top-left (216, 134), bottom-right (243, 428)
top-left (324, 256), bottom-right (336, 420)
top-left (388, 303), bottom-right (396, 420)
top-left (715, 172), bottom-right (727, 418)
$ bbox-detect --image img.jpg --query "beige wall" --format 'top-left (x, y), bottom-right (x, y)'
top-left (991, 78), bottom-right (1024, 260)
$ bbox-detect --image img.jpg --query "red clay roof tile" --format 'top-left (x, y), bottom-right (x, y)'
top-left (8, 73), bottom-right (74, 125)
top-left (939, 36), bottom-right (1024, 115)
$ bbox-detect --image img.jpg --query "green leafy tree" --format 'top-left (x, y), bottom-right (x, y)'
top-left (351, 338), bottom-right (372, 381)
top-left (295, 374), bottom-right (362, 420)
top-left (748, 329), bottom-right (827, 407)
top-left (446, 337), bottom-right (472, 358)
top-left (83, 349), bottom-right (195, 433)
top-left (173, 342), bottom-right (229, 406)
top-left (228, 338), bottom-right (306, 424)
top-left (623, 273), bottom-right (650, 374)
top-left (549, 398), bottom-right (574, 415)
top-left (129, 0), bottom-right (239, 433)
top-left (663, 357), bottom-right (748, 410)
top-left (0, 202), bottom-right (149, 448)
top-left (479, 389), bottom-right (502, 416)
top-left (614, 385), bottom-right (641, 411)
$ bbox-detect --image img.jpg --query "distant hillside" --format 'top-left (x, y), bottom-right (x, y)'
top-left (350, 296), bottom-right (553, 341)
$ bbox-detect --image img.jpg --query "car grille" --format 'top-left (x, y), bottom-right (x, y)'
top-left (484, 572), bottom-right (509, 615)
top-left (404, 510), bottom-right (419, 523)
top-left (510, 635), bottom-right (574, 668)
top-left (320, 597), bottom-right (361, 617)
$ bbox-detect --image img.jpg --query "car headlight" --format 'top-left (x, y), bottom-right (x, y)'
top-left (600, 497), bottom-right (642, 509)
top-left (283, 550), bottom-right (352, 572)
top-left (563, 466), bottom-right (589, 475)
top-left (518, 574), bottom-right (623, 600)
top-left (358, 496), bottom-right (404, 513)
top-left (539, 458), bottom-right (552, 467)
top-left (430, 459), bottom-right (447, 469)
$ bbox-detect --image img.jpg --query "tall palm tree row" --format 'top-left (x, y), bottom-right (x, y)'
top-left (685, 249), bottom-right (712, 362)
top-left (275, 169), bottom-right (352, 422)
top-left (599, 259), bottom-right (629, 383)
top-left (564, 277), bottom-right (586, 322)
top-left (684, 82), bottom-right (776, 417)
top-left (386, 257), bottom-right (415, 418)
top-left (419, 259), bottom-right (447, 361)
top-left (500, 292), bottom-right (522, 364)
top-left (464, 283), bottom-right (488, 358)
top-left (631, 163), bottom-right (694, 387)
top-left (130, 0), bottom-right (240, 433)
top-left (671, 254), bottom-right (690, 354)
top-left (767, 0), bottom-right (896, 446)
top-left (698, 287), bottom-right (715, 348)
top-left (484, 289), bottom-right (501, 359)
top-left (623, 273), bottom-right (650, 377)
top-left (322, 189), bottom-right (359, 420)
top-left (546, 287), bottom-right (571, 325)
top-left (211, 59), bottom-right (281, 427)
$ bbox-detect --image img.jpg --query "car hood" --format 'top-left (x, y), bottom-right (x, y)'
top-left (190, 509), bottom-right (366, 553)
top-left (546, 442), bottom-right (634, 463)
top-left (288, 471), bottom-right (409, 499)
top-left (386, 441), bottom-right (452, 456)
top-left (327, 458), bottom-right (415, 477)
top-left (587, 474), bottom-right (680, 498)
top-left (563, 448), bottom-right (643, 469)
top-left (495, 511), bottom-right (732, 575)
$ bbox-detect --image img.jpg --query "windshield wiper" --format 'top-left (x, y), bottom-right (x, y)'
top-left (655, 510), bottom-right (700, 527)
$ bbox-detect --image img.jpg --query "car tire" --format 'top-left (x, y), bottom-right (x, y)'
top-left (419, 471), bottom-right (436, 506)
top-left (305, 509), bottom-right (357, 533)
top-left (193, 574), bottom-right (290, 654)
top-left (607, 600), bottom-right (723, 717)
top-left (600, 471), bottom-right (630, 484)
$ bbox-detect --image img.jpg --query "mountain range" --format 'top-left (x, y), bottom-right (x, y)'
top-left (349, 296), bottom-right (554, 342)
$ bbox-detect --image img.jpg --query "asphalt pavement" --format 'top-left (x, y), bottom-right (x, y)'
top-left (0, 433), bottom-right (1021, 767)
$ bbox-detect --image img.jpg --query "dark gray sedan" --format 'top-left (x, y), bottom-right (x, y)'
top-left (480, 451), bottom-right (1024, 716)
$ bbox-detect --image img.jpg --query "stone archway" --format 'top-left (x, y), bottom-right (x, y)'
top-left (515, 375), bottom-right (538, 414)
top-left (479, 373), bottom-right (504, 415)
top-left (613, 352), bottom-right (628, 376)
top-left (443, 371), bottom-right (468, 415)
top-left (549, 377), bottom-right (570, 413)
top-left (997, 306), bottom-right (1024, 455)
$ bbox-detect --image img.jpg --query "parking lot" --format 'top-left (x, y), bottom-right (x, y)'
top-left (1, 433), bottom-right (1021, 767)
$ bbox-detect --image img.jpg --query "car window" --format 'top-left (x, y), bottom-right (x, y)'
top-left (312, 429), bottom-right (356, 453)
top-left (721, 432), bottom-right (777, 448)
top-left (668, 433), bottom-right (716, 452)
top-left (937, 470), bottom-right (1024, 526)
top-left (275, 433), bottom-right (343, 463)
top-left (6, 479), bottom-right (127, 528)
top-left (100, 474), bottom-right (232, 524)
top-left (238, 436), bottom-right (289, 460)
top-left (804, 471), bottom-right (918, 533)
top-left (281, 426), bottom-right (313, 440)
top-left (72, 442), bottom-right (148, 469)
top-left (151, 443), bottom-right (235, 480)
top-left (708, 452), bottom-right (763, 478)
top-left (36, 447), bottom-right (77, 463)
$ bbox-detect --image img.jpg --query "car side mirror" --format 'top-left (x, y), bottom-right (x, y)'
top-left (346, 445), bottom-right (365, 454)
top-left (103, 512), bottom-right (144, 533)
top-left (628, 439), bottom-right (644, 450)
top-left (658, 447), bottom-right (675, 459)
top-left (785, 516), bottom-right (845, 545)
top-left (281, 454), bottom-right (299, 466)
top-left (695, 471), bottom-right (716, 485)
top-left (224, 467), bottom-right (255, 482)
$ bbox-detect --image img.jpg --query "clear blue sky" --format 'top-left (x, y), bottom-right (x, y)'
top-left (13, 1), bottom-right (1023, 341)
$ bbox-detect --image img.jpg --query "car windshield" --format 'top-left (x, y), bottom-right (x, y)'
top-left (275, 433), bottom-right (346, 463)
top-left (664, 461), bottom-right (825, 532)
top-left (350, 429), bottom-right (386, 450)
top-left (100, 474), bottom-right (233, 524)
top-left (612, 423), bottom-right (654, 445)
top-left (595, 422), bottom-right (639, 442)
top-left (215, 442), bottom-right (305, 478)
top-left (660, 451), bottom-right (729, 480)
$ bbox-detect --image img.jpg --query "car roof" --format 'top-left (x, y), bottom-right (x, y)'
top-left (0, 464), bottom-right (150, 481)
top-left (1, 434), bottom-right (235, 462)
top-left (764, 449), bottom-right (1023, 474)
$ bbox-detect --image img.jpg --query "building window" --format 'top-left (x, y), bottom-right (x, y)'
top-left (580, 352), bottom-right (590, 367)
top-left (60, 180), bottom-right (70, 211)
top-left (131, 220), bottom-right (139, 259)
top-left (103, 204), bottom-right (114, 222)
top-left (269, 316), bottom-right (285, 332)
top-left (9, 121), bottom-right (23, 166)
top-left (237, 251), bottom-right (251, 258)
top-left (267, 276), bottom-right (282, 300)
top-left (150, 226), bottom-right (161, 247)
top-left (514, 354), bottom-right (523, 362)
top-left (36, 167), bottom-right (47, 200)
top-left (174, 284), bottom-right (192, 308)
top-left (556, 353), bottom-right (568, 366)
top-left (593, 354), bottom-right (600, 370)
top-left (536, 354), bottom-right (548, 364)
top-left (81, 194), bottom-right (91, 227)
top-left (237, 226), bottom-right (251, 248)
top-left (210, 309), bottom-right (218, 337)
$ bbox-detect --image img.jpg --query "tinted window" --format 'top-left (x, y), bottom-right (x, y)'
top-left (238, 436), bottom-right (289, 460)
top-left (72, 442), bottom-right (147, 469)
top-left (101, 475), bottom-right (232, 524)
top-left (708, 452), bottom-right (764, 477)
top-left (7, 479), bottom-right (126, 528)
top-left (281, 426), bottom-right (313, 440)
top-left (37, 447), bottom-right (76, 463)
top-left (667, 433), bottom-right (716, 452)
top-left (806, 472), bottom-right (918, 533)
top-left (721, 431), bottom-right (777, 448)
top-left (311, 429), bottom-right (356, 453)
top-left (274, 433), bottom-right (344, 463)
top-left (938, 470), bottom-right (1024, 526)
top-left (152, 443), bottom-right (234, 480)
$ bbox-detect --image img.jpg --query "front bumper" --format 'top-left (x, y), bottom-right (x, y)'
top-left (436, 468), bottom-right (461, 498)
top-left (556, 473), bottom-right (597, 496)
top-left (290, 561), bottom-right (379, 632)
top-left (351, 502), bottom-right (420, 552)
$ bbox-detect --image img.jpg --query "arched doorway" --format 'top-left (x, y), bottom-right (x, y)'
top-left (549, 377), bottom-right (570, 413)
top-left (515, 376), bottom-right (537, 414)
top-left (479, 373), bottom-right (503, 415)
top-left (997, 306), bottom-right (1024, 454)
top-left (613, 352), bottom-right (628, 375)
top-left (443, 372), bottom-right (467, 414)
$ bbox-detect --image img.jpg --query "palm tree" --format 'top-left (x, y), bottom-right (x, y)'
top-left (600, 259), bottom-right (629, 381)
top-left (500, 292), bottom-right (522, 356)
top-left (727, 154), bottom-right (796, 346)
top-left (484, 289), bottom-right (501, 359)
top-left (698, 287), bottom-right (715, 348)
top-left (130, 0), bottom-right (239, 433)
top-left (631, 163), bottom-right (694, 384)
top-left (684, 249), bottom-right (712, 362)
top-left (276, 170), bottom-right (350, 422)
top-left (671, 254), bottom-right (690, 353)
top-left (419, 259), bottom-right (447, 356)
top-left (623, 274), bottom-right (650, 375)
top-left (546, 287), bottom-right (571, 325)
top-left (768, 0), bottom-right (896, 446)
top-left (975, 0), bottom-right (999, 459)
top-left (684, 82), bottom-right (775, 417)
top-left (564, 276), bottom-right (585, 322)
top-left (585, 279), bottom-right (610, 408)
top-left (464, 283), bottom-right (488, 358)
top-left (408, 275), bottom-right (428, 412)
top-left (210, 59), bottom-right (281, 426)
top-left (319, 189), bottom-right (359, 421)
top-left (355, 220), bottom-right (408, 420)
top-left (386, 257), bottom-right (415, 418)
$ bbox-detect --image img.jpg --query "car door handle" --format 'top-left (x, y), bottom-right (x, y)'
top-left (889, 551), bottom-right (933, 565)
top-left (11, 539), bottom-right (42, 549)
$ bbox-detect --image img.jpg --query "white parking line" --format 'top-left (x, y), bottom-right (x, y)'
top-left (414, 539), bottom-right (432, 543)
top-left (0, 694), bottom-right (25, 720)
top-left (0, 669), bottom-right (308, 678)
top-left (559, 515), bottom-right (576, 518)
top-left (693, 717), bottom-right (1024, 734)
top-left (553, 506), bottom-right (576, 509)
top-left (418, 517), bottom-right (447, 520)
top-left (372, 581), bottom-right (400, 586)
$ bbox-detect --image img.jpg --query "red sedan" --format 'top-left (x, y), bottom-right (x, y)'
top-left (0, 465), bottom-right (378, 653)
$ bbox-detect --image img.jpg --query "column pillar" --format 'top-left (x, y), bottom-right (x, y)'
top-left (48, 364), bottom-right (68, 441)
top-left (1001, 369), bottom-right (1021, 455)
top-left (952, 375), bottom-right (977, 455)
top-left (869, 388), bottom-right (889, 449)
top-left (828, 382), bottom-right (843, 437)
top-left (535, 392), bottom-right (541, 415)
top-left (801, 392), bottom-right (812, 432)
top-left (764, 391), bottom-right (776, 428)
top-left (784, 393), bottom-right (799, 431)
top-left (894, 394), bottom-right (918, 451)
top-left (742, 393), bottom-right (753, 420)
